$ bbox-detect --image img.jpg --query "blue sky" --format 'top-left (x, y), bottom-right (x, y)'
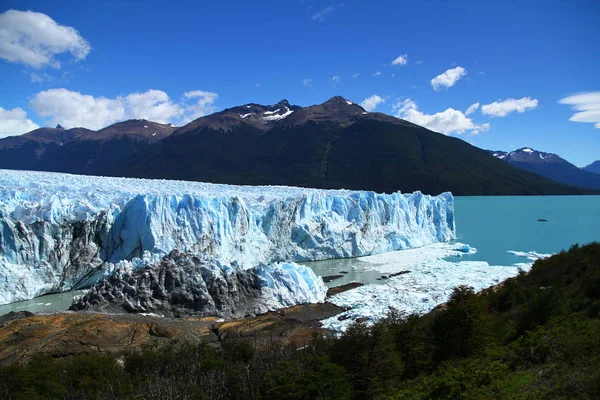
top-left (0, 0), bottom-right (599, 166)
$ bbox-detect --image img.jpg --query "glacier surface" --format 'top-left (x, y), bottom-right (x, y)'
top-left (0, 170), bottom-right (455, 305)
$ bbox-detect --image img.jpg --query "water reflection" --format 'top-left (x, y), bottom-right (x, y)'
top-left (0, 290), bottom-right (87, 317)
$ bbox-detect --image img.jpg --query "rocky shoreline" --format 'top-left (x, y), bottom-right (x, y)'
top-left (0, 282), bottom-right (362, 366)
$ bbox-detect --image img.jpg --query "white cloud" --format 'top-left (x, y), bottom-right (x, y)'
top-left (0, 10), bottom-right (90, 69)
top-left (330, 75), bottom-right (341, 86)
top-left (125, 90), bottom-right (184, 122)
top-left (303, 78), bottom-right (312, 87)
top-left (558, 92), bottom-right (600, 128)
top-left (28, 88), bottom-right (218, 130)
top-left (311, 5), bottom-right (336, 22)
top-left (0, 107), bottom-right (40, 138)
top-left (430, 66), bottom-right (466, 91)
top-left (29, 89), bottom-right (126, 130)
top-left (481, 97), bottom-right (538, 117)
top-left (352, 73), bottom-right (360, 79)
top-left (182, 90), bottom-right (219, 122)
top-left (373, 71), bottom-right (382, 76)
top-left (360, 95), bottom-right (385, 112)
top-left (391, 54), bottom-right (408, 66)
top-left (393, 98), bottom-right (489, 135)
top-left (465, 102), bottom-right (480, 116)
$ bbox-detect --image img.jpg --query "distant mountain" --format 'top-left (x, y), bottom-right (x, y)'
top-left (488, 147), bottom-right (600, 190)
top-left (0, 120), bottom-right (176, 174)
top-left (583, 161), bottom-right (600, 175)
top-left (0, 97), bottom-right (593, 195)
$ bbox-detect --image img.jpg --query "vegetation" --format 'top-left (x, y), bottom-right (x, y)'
top-left (2, 242), bottom-right (599, 399)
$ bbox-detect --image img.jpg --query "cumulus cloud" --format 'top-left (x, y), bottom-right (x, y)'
top-left (125, 90), bottom-right (185, 122)
top-left (391, 54), bottom-right (408, 66)
top-left (311, 5), bottom-right (336, 22)
top-left (360, 95), bottom-right (385, 112)
top-left (430, 66), bottom-right (466, 91)
top-left (0, 107), bottom-right (40, 138)
top-left (558, 92), bottom-right (600, 128)
top-left (303, 78), bottom-right (312, 87)
top-left (352, 73), bottom-right (360, 79)
top-left (28, 88), bottom-right (218, 130)
top-left (373, 71), bottom-right (382, 76)
top-left (183, 90), bottom-right (219, 122)
top-left (465, 102), bottom-right (480, 116)
top-left (330, 75), bottom-right (341, 86)
top-left (481, 97), bottom-right (538, 117)
top-left (0, 10), bottom-right (90, 69)
top-left (29, 89), bottom-right (126, 130)
top-left (393, 98), bottom-right (489, 135)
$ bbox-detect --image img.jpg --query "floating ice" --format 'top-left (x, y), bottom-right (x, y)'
top-left (0, 170), bottom-right (454, 305)
top-left (507, 250), bottom-right (552, 261)
top-left (321, 242), bottom-right (539, 332)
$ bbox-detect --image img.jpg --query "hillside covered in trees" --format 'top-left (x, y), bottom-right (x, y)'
top-left (1, 242), bottom-right (599, 399)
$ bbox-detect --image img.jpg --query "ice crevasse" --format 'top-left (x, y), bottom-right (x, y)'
top-left (0, 170), bottom-right (455, 306)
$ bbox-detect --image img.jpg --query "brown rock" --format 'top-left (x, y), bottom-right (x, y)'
top-left (327, 282), bottom-right (364, 297)
top-left (0, 301), bottom-right (345, 365)
top-left (0, 312), bottom-right (217, 366)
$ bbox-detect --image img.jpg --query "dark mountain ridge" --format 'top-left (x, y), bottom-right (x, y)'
top-left (489, 147), bottom-right (600, 190)
top-left (0, 120), bottom-right (176, 174)
top-left (583, 160), bottom-right (600, 174)
top-left (0, 97), bottom-right (595, 196)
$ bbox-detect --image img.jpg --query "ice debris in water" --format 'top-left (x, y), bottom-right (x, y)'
top-left (321, 242), bottom-right (551, 332)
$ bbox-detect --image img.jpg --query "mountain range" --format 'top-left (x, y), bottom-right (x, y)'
top-left (488, 148), bottom-right (600, 190)
top-left (583, 161), bottom-right (600, 175)
top-left (0, 96), bottom-right (595, 196)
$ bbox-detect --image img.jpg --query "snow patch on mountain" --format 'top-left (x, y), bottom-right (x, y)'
top-left (263, 107), bottom-right (294, 121)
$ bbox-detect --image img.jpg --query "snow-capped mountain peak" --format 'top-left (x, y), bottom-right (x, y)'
top-left (487, 147), bottom-right (600, 190)
top-left (489, 147), bottom-right (561, 164)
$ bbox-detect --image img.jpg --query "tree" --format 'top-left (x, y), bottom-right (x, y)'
top-left (433, 286), bottom-right (491, 361)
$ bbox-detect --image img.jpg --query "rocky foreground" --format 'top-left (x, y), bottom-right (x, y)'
top-left (0, 297), bottom-right (351, 366)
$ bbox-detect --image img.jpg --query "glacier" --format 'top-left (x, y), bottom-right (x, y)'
top-left (69, 251), bottom-right (327, 318)
top-left (0, 170), bottom-right (455, 306)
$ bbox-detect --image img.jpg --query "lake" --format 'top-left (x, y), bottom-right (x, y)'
top-left (307, 195), bottom-right (600, 287)
top-left (1, 195), bottom-right (599, 317)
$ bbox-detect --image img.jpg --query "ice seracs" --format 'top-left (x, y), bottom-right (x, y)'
top-left (0, 170), bottom-right (455, 305)
top-left (70, 251), bottom-right (327, 318)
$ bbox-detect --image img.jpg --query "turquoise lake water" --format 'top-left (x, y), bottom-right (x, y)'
top-left (454, 195), bottom-right (600, 265)
top-left (1, 196), bottom-right (599, 316)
